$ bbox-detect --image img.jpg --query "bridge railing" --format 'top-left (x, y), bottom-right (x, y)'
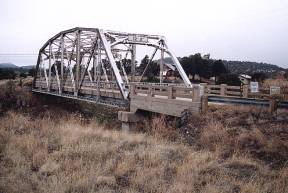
top-left (130, 83), bottom-right (203, 102)
top-left (200, 83), bottom-right (288, 101)
top-left (202, 83), bottom-right (242, 97)
top-left (34, 77), bottom-right (288, 102)
top-left (34, 79), bottom-right (123, 99)
top-left (128, 83), bottom-right (207, 116)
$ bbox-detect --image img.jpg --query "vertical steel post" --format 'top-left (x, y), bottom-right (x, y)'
top-left (93, 56), bottom-right (96, 81)
top-left (38, 55), bottom-right (42, 90)
top-left (48, 42), bottom-right (52, 91)
top-left (75, 30), bottom-right (80, 96)
top-left (160, 49), bottom-right (164, 84)
top-left (93, 39), bottom-right (98, 82)
top-left (42, 54), bottom-right (48, 88)
top-left (96, 37), bottom-right (101, 101)
top-left (39, 55), bottom-right (42, 84)
top-left (131, 44), bottom-right (136, 82)
top-left (60, 34), bottom-right (64, 94)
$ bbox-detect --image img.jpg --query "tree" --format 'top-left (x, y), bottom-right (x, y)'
top-left (191, 53), bottom-right (203, 79)
top-left (121, 58), bottom-right (132, 75)
top-left (181, 56), bottom-right (193, 78)
top-left (28, 67), bottom-right (36, 77)
top-left (285, 71), bottom-right (288, 80)
top-left (137, 55), bottom-right (159, 80)
top-left (251, 72), bottom-right (266, 82)
top-left (0, 69), bottom-right (16, 80)
top-left (217, 74), bottom-right (241, 86)
top-left (211, 60), bottom-right (227, 83)
top-left (20, 72), bottom-right (27, 78)
top-left (51, 61), bottom-right (62, 75)
top-left (137, 55), bottom-right (149, 74)
top-left (180, 54), bottom-right (202, 80)
top-left (199, 59), bottom-right (214, 80)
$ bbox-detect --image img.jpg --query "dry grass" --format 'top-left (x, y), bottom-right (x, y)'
top-left (0, 109), bottom-right (287, 193)
top-left (0, 79), bottom-right (287, 193)
top-left (182, 105), bottom-right (288, 169)
top-left (263, 79), bottom-right (288, 87)
top-left (0, 79), bottom-right (37, 114)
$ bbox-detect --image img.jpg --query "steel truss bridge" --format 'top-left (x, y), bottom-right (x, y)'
top-left (33, 27), bottom-right (195, 110)
top-left (32, 27), bottom-right (284, 124)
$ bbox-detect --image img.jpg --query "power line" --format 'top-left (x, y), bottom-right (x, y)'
top-left (0, 54), bottom-right (38, 58)
top-left (0, 53), bottom-right (37, 55)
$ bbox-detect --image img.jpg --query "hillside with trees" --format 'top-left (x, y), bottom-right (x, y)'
top-left (0, 63), bottom-right (35, 79)
top-left (180, 54), bottom-right (227, 82)
top-left (223, 60), bottom-right (284, 75)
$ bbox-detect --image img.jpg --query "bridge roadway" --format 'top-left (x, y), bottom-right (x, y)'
top-left (33, 80), bottom-right (287, 130)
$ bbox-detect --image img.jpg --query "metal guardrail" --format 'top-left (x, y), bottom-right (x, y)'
top-left (208, 96), bottom-right (288, 109)
top-left (32, 89), bottom-right (128, 108)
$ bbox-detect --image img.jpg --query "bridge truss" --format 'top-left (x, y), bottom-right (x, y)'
top-left (33, 27), bottom-right (191, 107)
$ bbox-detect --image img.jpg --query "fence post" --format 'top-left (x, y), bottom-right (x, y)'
top-left (192, 86), bottom-right (201, 102)
top-left (220, 84), bottom-right (227, 96)
top-left (243, 84), bottom-right (249, 98)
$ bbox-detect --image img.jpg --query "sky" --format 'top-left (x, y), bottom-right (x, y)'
top-left (0, 0), bottom-right (288, 68)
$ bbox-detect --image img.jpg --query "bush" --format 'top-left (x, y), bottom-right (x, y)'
top-left (20, 72), bottom-right (27, 78)
top-left (0, 69), bottom-right (16, 80)
top-left (28, 68), bottom-right (36, 77)
top-left (217, 73), bottom-right (241, 86)
top-left (251, 72), bottom-right (266, 82)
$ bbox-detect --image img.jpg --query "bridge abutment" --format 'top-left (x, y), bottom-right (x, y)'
top-left (118, 111), bottom-right (142, 132)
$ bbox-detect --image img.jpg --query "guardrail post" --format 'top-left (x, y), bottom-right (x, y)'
top-left (269, 99), bottom-right (277, 114)
top-left (168, 86), bottom-right (175, 99)
top-left (192, 85), bottom-right (201, 102)
top-left (201, 95), bottom-right (208, 113)
top-left (243, 84), bottom-right (249, 98)
top-left (220, 84), bottom-right (227, 96)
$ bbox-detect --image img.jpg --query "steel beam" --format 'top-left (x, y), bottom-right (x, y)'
top-left (98, 29), bottom-right (128, 99)
top-left (75, 30), bottom-right (81, 96)
top-left (60, 34), bottom-right (64, 94)
top-left (160, 48), bottom-right (164, 84)
top-left (48, 42), bottom-right (52, 91)
top-left (131, 44), bottom-right (136, 82)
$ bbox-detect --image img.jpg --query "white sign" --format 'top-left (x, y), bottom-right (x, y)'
top-left (250, 82), bottom-right (259, 93)
top-left (128, 35), bottom-right (148, 43)
top-left (270, 86), bottom-right (281, 95)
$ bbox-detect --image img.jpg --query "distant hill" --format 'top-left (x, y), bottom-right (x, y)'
top-left (0, 63), bottom-right (19, 69)
top-left (21, 65), bottom-right (35, 69)
top-left (223, 60), bottom-right (285, 75)
top-left (0, 63), bottom-right (34, 70)
top-left (155, 57), bottom-right (285, 76)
